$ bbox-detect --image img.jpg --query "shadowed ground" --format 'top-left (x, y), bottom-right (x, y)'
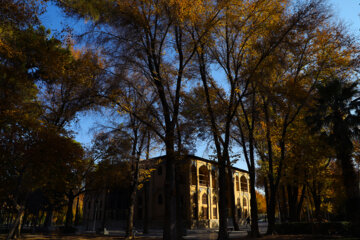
top-left (0, 234), bottom-right (358, 240)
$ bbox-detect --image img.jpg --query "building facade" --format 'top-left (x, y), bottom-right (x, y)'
top-left (83, 155), bottom-right (250, 230)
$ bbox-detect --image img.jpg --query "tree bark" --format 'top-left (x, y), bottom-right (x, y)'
top-left (44, 206), bottom-right (53, 229)
top-left (227, 169), bottom-right (240, 231)
top-left (143, 181), bottom-right (149, 234)
top-left (163, 140), bottom-right (177, 240)
top-left (125, 159), bottom-right (139, 239)
top-left (249, 165), bottom-right (260, 237)
top-left (175, 160), bottom-right (185, 239)
top-left (65, 190), bottom-right (74, 228)
top-left (7, 205), bottom-right (24, 240)
top-left (218, 158), bottom-right (229, 240)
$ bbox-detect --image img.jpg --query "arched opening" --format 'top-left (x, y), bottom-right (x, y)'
top-left (213, 196), bottom-right (218, 219)
top-left (240, 176), bottom-right (248, 192)
top-left (213, 196), bottom-right (217, 205)
top-left (243, 197), bottom-right (247, 207)
top-left (199, 166), bottom-right (209, 186)
top-left (237, 197), bottom-right (240, 207)
top-left (191, 165), bottom-right (197, 185)
top-left (211, 169), bottom-right (217, 188)
top-left (202, 193), bottom-right (208, 205)
top-left (236, 175), bottom-right (240, 191)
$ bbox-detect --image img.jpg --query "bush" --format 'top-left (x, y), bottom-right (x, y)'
top-left (58, 226), bottom-right (77, 234)
top-left (274, 222), bottom-right (354, 235)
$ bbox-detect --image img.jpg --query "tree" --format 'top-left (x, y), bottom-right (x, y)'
top-left (194, 0), bottom-right (333, 236)
top-left (54, 1), bottom-right (223, 239)
top-left (308, 78), bottom-right (360, 222)
top-left (0, 1), bottom-right (103, 237)
top-left (252, 1), bottom-right (360, 232)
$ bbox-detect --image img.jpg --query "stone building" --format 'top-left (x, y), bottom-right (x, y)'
top-left (83, 155), bottom-right (250, 230)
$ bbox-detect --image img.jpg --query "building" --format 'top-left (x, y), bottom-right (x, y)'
top-left (83, 155), bottom-right (250, 230)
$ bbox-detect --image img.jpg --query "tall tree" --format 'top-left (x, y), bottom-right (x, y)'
top-left (54, 1), bottom-right (223, 238)
top-left (252, 2), bottom-right (359, 232)
top-left (194, 0), bottom-right (331, 237)
top-left (308, 78), bottom-right (360, 222)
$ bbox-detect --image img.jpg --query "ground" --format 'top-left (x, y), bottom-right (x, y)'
top-left (0, 234), bottom-right (358, 240)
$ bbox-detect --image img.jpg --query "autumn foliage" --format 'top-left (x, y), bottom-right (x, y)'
top-left (1, 0), bottom-right (360, 239)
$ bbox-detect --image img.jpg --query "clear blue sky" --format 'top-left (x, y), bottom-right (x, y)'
top-left (40, 0), bottom-right (360, 170)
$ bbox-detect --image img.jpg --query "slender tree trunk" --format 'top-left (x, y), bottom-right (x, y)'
top-left (266, 183), bottom-right (276, 235)
top-left (248, 131), bottom-right (260, 237)
top-left (125, 159), bottom-right (140, 239)
top-left (175, 160), bottom-right (185, 240)
top-left (101, 191), bottom-right (108, 229)
top-left (143, 133), bottom-right (151, 234)
top-left (338, 151), bottom-right (360, 222)
top-left (287, 185), bottom-right (298, 222)
top-left (248, 165), bottom-right (260, 237)
top-left (143, 181), bottom-right (149, 234)
top-left (65, 191), bottom-right (74, 228)
top-left (7, 205), bottom-right (24, 240)
top-left (280, 186), bottom-right (287, 222)
top-left (218, 157), bottom-right (229, 240)
top-left (74, 196), bottom-right (81, 226)
top-left (227, 168), bottom-right (240, 231)
top-left (163, 139), bottom-right (177, 240)
top-left (44, 206), bottom-right (53, 229)
top-left (296, 184), bottom-right (306, 222)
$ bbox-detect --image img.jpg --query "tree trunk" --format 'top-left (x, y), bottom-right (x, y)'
top-left (75, 196), bottom-right (81, 226)
top-left (296, 184), bottom-right (306, 222)
top-left (125, 158), bottom-right (140, 239)
top-left (101, 191), bottom-right (108, 230)
top-left (163, 141), bottom-right (177, 240)
top-left (338, 151), bottom-right (360, 222)
top-left (227, 169), bottom-right (240, 231)
top-left (175, 161), bottom-right (185, 240)
top-left (249, 165), bottom-right (260, 237)
top-left (44, 206), bottom-right (53, 230)
top-left (65, 191), bottom-right (74, 228)
top-left (218, 158), bottom-right (229, 240)
top-left (7, 205), bottom-right (24, 240)
top-left (143, 133), bottom-right (151, 234)
top-left (143, 181), bottom-right (149, 234)
top-left (266, 183), bottom-right (276, 235)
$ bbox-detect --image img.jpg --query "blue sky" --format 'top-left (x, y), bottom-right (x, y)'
top-left (40, 0), bottom-right (360, 170)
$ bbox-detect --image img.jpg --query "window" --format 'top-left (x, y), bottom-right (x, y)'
top-left (211, 169), bottom-right (217, 188)
top-left (201, 207), bottom-right (208, 219)
top-left (202, 193), bottom-right (208, 205)
top-left (158, 194), bottom-right (163, 205)
top-left (213, 196), bottom-right (217, 205)
top-left (158, 166), bottom-right (162, 175)
top-left (236, 176), bottom-right (240, 191)
top-left (243, 197), bottom-right (247, 207)
top-left (213, 207), bottom-right (218, 218)
top-left (199, 166), bottom-right (209, 186)
top-left (237, 198), bottom-right (240, 207)
top-left (240, 176), bottom-right (248, 192)
top-left (191, 165), bottom-right (197, 185)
